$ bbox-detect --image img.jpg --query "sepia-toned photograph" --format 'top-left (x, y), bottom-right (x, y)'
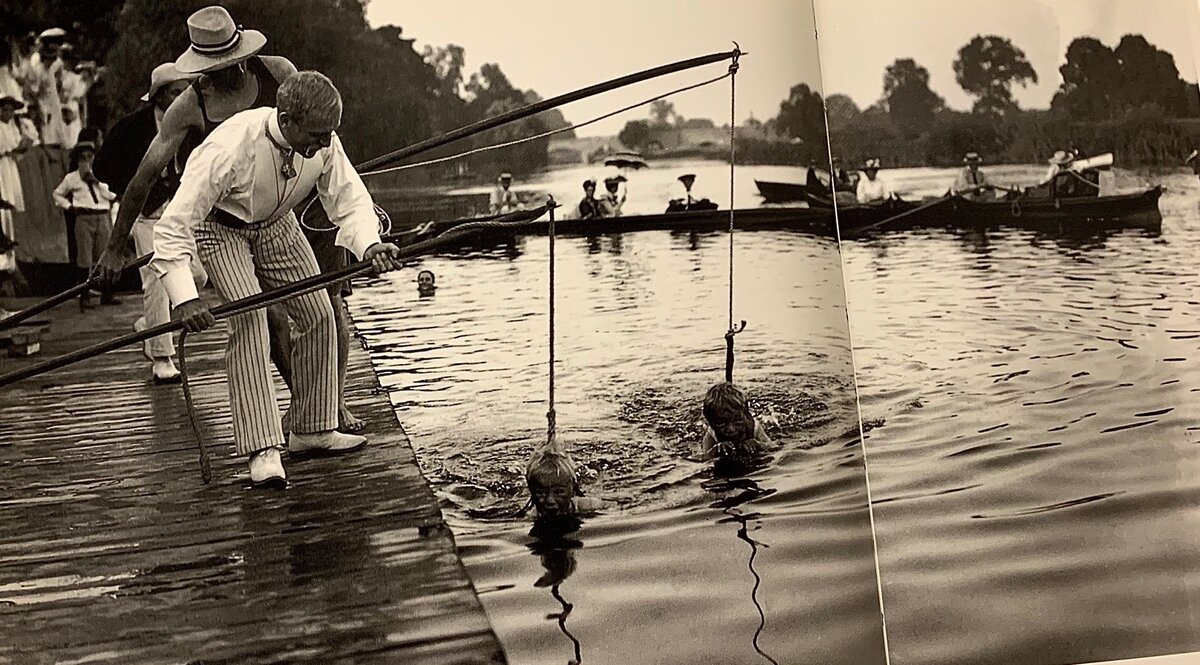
top-left (815, 1), bottom-right (1200, 664)
top-left (3, 1), bottom-right (1200, 664)
top-left (0, 1), bottom-right (884, 664)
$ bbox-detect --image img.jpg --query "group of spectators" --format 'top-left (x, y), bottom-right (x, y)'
top-left (0, 26), bottom-right (104, 303)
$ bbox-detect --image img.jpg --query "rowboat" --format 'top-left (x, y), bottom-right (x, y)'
top-left (833, 187), bottom-right (1164, 237)
top-left (754, 179), bottom-right (812, 203)
top-left (387, 205), bottom-right (836, 243)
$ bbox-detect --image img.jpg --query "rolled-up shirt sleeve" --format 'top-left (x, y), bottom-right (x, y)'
top-left (151, 141), bottom-right (239, 306)
top-left (318, 132), bottom-right (382, 260)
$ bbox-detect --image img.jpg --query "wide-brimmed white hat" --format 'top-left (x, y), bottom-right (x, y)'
top-left (38, 28), bottom-right (67, 42)
top-left (1048, 150), bottom-right (1072, 165)
top-left (141, 63), bottom-right (196, 102)
top-left (174, 6), bottom-right (266, 75)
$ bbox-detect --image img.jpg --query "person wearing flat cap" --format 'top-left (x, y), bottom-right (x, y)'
top-left (93, 62), bottom-right (201, 384)
top-left (490, 172), bottom-right (520, 215)
top-left (97, 7), bottom-right (366, 434)
top-left (951, 151), bottom-right (993, 200)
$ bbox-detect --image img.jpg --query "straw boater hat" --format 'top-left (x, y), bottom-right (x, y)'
top-left (1048, 150), bottom-right (1072, 166)
top-left (141, 63), bottom-right (196, 102)
top-left (498, 172), bottom-right (512, 181)
top-left (174, 6), bottom-right (266, 75)
top-left (863, 158), bottom-right (881, 171)
top-left (963, 151), bottom-right (982, 164)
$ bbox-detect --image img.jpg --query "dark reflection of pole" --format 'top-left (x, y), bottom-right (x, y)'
top-left (528, 515), bottom-right (586, 665)
top-left (703, 465), bottom-right (780, 665)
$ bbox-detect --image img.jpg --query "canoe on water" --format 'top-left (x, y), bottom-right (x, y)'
top-left (815, 187), bottom-right (1164, 237)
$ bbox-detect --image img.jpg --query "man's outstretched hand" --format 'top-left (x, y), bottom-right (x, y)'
top-left (95, 245), bottom-right (133, 285)
top-left (173, 298), bottom-right (215, 333)
top-left (363, 242), bottom-right (405, 275)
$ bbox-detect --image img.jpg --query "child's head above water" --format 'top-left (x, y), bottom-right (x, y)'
top-left (703, 382), bottom-right (758, 448)
top-left (417, 270), bottom-right (436, 295)
top-left (526, 449), bottom-right (578, 517)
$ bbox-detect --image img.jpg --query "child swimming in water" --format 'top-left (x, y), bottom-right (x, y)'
top-left (417, 270), bottom-right (437, 296)
top-left (700, 382), bottom-right (772, 460)
top-left (526, 445), bottom-right (606, 518)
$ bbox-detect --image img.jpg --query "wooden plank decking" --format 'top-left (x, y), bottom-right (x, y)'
top-left (0, 296), bottom-right (506, 665)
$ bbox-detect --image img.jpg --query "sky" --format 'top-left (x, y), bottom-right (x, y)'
top-left (813, 0), bottom-right (1200, 111)
top-left (366, 1), bottom-right (1200, 136)
top-left (364, 0), bottom-right (824, 137)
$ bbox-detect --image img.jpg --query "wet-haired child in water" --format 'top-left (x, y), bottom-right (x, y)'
top-left (700, 382), bottom-right (772, 460)
top-left (526, 445), bottom-right (607, 518)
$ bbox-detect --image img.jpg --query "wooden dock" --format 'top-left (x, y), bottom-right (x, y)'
top-left (0, 296), bottom-right (507, 664)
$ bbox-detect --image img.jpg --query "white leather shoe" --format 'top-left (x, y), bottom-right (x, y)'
top-left (289, 430), bottom-right (367, 456)
top-left (249, 447), bottom-right (287, 487)
top-left (152, 358), bottom-right (181, 384)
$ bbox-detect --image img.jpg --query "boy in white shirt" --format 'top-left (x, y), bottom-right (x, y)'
top-left (53, 141), bottom-right (118, 308)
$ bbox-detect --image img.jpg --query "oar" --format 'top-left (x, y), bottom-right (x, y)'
top-left (848, 195), bottom-right (957, 238)
top-left (0, 253), bottom-right (153, 331)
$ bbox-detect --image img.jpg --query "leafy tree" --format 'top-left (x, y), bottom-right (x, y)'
top-left (953, 35), bottom-right (1037, 115)
top-left (823, 93), bottom-right (861, 130)
top-left (618, 119), bottom-right (651, 151)
top-left (883, 58), bottom-right (944, 136)
top-left (1052, 37), bottom-right (1121, 119)
top-left (1114, 34), bottom-right (1189, 116)
top-left (774, 82), bottom-right (826, 146)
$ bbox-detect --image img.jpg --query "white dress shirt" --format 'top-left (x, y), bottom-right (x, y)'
top-left (152, 107), bottom-right (382, 306)
top-left (855, 173), bottom-right (893, 204)
top-left (53, 171), bottom-right (116, 212)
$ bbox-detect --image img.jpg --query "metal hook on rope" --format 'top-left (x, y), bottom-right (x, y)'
top-left (725, 320), bottom-right (747, 384)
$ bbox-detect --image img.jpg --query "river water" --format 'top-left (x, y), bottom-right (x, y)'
top-left (355, 162), bottom-right (1200, 665)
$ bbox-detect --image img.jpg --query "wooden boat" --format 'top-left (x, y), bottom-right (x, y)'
top-left (755, 179), bottom-right (811, 203)
top-left (389, 205), bottom-right (835, 242)
top-left (805, 187), bottom-right (1163, 236)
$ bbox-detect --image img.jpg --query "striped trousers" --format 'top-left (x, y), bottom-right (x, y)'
top-left (194, 211), bottom-right (338, 456)
top-left (133, 213), bottom-right (209, 359)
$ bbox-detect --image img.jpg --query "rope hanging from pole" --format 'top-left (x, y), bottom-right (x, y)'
top-left (725, 44), bottom-right (746, 384)
top-left (546, 196), bottom-right (557, 448)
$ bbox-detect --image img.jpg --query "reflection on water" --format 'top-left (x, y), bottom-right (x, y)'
top-left (703, 465), bottom-right (782, 665)
top-left (843, 169), bottom-right (1200, 665)
top-left (528, 516), bottom-right (585, 665)
top-left (351, 163), bottom-right (886, 665)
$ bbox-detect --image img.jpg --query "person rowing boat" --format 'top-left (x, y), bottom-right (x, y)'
top-left (950, 151), bottom-right (996, 201)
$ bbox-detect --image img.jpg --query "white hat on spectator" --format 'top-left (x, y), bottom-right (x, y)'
top-left (141, 63), bottom-right (197, 102)
top-left (38, 28), bottom-right (67, 41)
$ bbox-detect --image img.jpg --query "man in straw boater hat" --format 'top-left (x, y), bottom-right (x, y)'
top-left (1038, 149), bottom-right (1073, 194)
top-left (93, 62), bottom-right (202, 383)
top-left (151, 70), bottom-right (406, 487)
top-left (855, 158), bottom-right (895, 204)
top-left (95, 6), bottom-right (368, 432)
top-left (950, 151), bottom-right (993, 201)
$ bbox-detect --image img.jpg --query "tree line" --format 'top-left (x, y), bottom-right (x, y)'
top-left (827, 33), bottom-right (1200, 167)
top-left (3, 0), bottom-right (572, 182)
